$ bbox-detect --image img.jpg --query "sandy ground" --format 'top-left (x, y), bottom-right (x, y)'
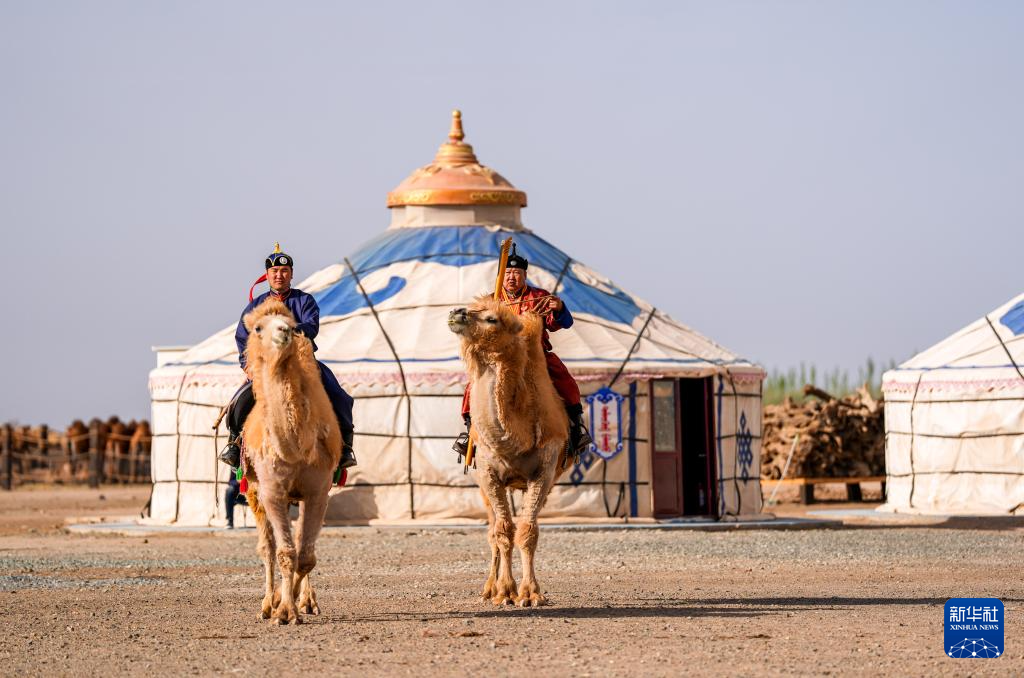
top-left (1, 486), bottom-right (1022, 677)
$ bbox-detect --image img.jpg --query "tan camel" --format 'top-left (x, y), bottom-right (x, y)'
top-left (448, 296), bottom-right (570, 607)
top-left (240, 298), bottom-right (341, 625)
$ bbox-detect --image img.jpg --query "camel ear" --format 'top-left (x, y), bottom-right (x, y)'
top-left (506, 314), bottom-right (523, 335)
top-left (243, 310), bottom-right (258, 333)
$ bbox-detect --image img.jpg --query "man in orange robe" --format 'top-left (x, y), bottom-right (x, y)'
top-left (454, 246), bottom-right (592, 458)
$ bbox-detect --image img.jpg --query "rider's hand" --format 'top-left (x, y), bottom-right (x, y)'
top-left (547, 296), bottom-right (564, 313)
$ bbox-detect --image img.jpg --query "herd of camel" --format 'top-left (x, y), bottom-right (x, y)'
top-left (240, 296), bottom-right (569, 624)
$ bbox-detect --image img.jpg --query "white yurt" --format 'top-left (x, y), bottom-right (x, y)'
top-left (146, 111), bottom-right (765, 526)
top-left (881, 292), bottom-right (1024, 514)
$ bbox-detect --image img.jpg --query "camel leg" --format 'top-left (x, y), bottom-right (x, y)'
top-left (260, 493), bottom-right (301, 625)
top-left (479, 489), bottom-right (501, 602)
top-left (247, 487), bottom-right (277, 619)
top-left (515, 468), bottom-right (555, 608)
top-left (297, 574), bottom-right (320, 616)
top-left (478, 473), bottom-right (517, 606)
top-left (292, 490), bottom-right (329, 615)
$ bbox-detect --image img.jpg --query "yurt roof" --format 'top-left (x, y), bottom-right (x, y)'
top-left (387, 110), bottom-right (527, 208)
top-left (883, 292), bottom-right (1024, 394)
top-left (152, 113), bottom-right (762, 391)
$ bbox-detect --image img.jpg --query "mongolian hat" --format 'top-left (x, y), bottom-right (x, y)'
top-left (265, 242), bottom-right (293, 269)
top-left (506, 243), bottom-right (528, 270)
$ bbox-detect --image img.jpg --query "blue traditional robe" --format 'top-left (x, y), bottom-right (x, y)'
top-left (236, 288), bottom-right (320, 370)
top-left (234, 288), bottom-right (353, 434)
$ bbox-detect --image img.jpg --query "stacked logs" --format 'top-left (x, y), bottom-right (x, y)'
top-left (761, 385), bottom-right (885, 479)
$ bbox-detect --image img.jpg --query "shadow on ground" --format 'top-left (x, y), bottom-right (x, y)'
top-left (319, 594), bottom-right (1013, 624)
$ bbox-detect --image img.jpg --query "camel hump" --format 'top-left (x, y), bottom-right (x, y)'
top-left (519, 312), bottom-right (543, 342)
top-left (244, 297), bottom-right (295, 331)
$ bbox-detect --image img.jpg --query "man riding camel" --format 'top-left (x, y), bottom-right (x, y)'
top-left (218, 243), bottom-right (357, 472)
top-left (453, 244), bottom-right (593, 458)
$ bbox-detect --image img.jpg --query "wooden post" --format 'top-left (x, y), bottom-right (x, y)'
top-left (88, 421), bottom-right (102, 488)
top-left (800, 483), bottom-right (815, 505)
top-left (1, 424), bottom-right (12, 491)
top-left (846, 482), bottom-right (863, 502)
top-left (38, 425), bottom-right (49, 480)
top-left (128, 436), bottom-right (137, 484)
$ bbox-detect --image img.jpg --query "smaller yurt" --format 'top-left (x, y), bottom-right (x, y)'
top-left (881, 292), bottom-right (1024, 514)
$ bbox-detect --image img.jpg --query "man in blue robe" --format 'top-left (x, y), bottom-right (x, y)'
top-left (218, 244), bottom-right (357, 471)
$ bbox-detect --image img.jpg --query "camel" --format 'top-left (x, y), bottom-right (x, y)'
top-left (448, 296), bottom-right (570, 607)
top-left (239, 298), bottom-right (341, 624)
top-left (129, 421), bottom-right (152, 480)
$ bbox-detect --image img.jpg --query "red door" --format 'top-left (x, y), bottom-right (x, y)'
top-left (650, 379), bottom-right (683, 517)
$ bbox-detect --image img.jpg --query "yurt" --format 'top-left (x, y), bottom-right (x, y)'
top-left (881, 292), bottom-right (1024, 514)
top-left (146, 111), bottom-right (765, 526)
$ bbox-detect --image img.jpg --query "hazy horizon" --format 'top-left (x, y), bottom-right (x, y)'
top-left (3, 1), bottom-right (1022, 425)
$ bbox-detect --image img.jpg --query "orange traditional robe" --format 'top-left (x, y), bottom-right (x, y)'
top-left (461, 285), bottom-right (581, 415)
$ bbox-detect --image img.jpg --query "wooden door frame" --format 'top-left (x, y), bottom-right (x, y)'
top-left (700, 376), bottom-right (719, 517)
top-left (649, 378), bottom-right (683, 517)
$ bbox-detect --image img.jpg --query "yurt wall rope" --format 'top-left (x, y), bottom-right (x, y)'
top-left (907, 372), bottom-right (923, 509)
top-left (345, 257), bottom-right (416, 518)
top-left (607, 309), bottom-right (657, 390)
top-left (985, 315), bottom-right (1024, 383)
top-left (601, 308), bottom-right (656, 514)
top-left (552, 256), bottom-right (573, 292)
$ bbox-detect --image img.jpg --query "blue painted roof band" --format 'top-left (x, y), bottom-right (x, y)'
top-left (312, 226), bottom-right (643, 326)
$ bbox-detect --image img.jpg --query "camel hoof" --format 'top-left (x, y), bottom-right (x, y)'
top-left (272, 603), bottom-right (300, 625)
top-left (516, 582), bottom-right (547, 608)
top-left (299, 601), bottom-right (320, 615)
top-left (516, 593), bottom-right (547, 608)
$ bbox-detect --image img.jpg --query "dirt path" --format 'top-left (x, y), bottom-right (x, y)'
top-left (0, 487), bottom-right (1020, 676)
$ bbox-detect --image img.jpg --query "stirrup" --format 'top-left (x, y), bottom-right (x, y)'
top-left (572, 423), bottom-right (594, 456)
top-left (453, 431), bottom-right (469, 463)
top-left (219, 439), bottom-right (241, 468)
top-left (339, 446), bottom-right (357, 469)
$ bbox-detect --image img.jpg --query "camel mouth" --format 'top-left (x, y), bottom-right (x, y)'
top-left (271, 326), bottom-right (294, 347)
top-left (448, 308), bottom-right (470, 334)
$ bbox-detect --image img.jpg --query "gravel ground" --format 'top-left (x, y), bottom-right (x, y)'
top-left (0, 487), bottom-right (1021, 677)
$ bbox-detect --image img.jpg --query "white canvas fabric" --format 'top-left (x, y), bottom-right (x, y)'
top-left (881, 292), bottom-right (1024, 515)
top-left (146, 223), bottom-right (764, 525)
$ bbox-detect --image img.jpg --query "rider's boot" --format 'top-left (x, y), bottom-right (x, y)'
top-left (339, 428), bottom-right (357, 470)
top-left (567, 404), bottom-right (593, 456)
top-left (218, 432), bottom-right (242, 468)
top-left (452, 414), bottom-right (471, 460)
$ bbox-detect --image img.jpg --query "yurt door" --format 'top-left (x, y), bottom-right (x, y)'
top-left (650, 379), bottom-right (683, 517)
top-left (678, 377), bottom-right (716, 517)
top-left (650, 377), bottom-right (718, 518)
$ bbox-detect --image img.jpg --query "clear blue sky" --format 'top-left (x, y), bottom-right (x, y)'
top-left (2, 1), bottom-right (1022, 424)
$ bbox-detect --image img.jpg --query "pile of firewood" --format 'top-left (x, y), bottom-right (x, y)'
top-left (761, 385), bottom-right (885, 479)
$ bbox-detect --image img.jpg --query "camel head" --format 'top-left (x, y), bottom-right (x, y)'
top-left (244, 298), bottom-right (299, 366)
top-left (448, 296), bottom-right (527, 355)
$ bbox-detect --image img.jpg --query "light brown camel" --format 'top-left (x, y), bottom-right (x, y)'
top-left (448, 296), bottom-right (570, 607)
top-left (239, 298), bottom-right (341, 624)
